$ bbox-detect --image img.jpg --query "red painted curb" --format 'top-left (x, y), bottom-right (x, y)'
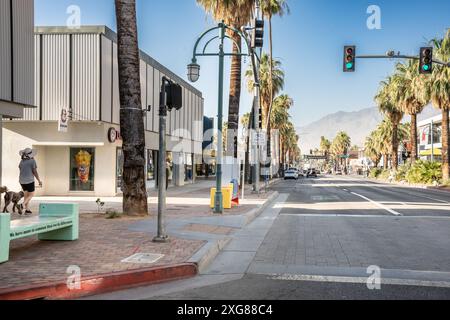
top-left (0, 263), bottom-right (198, 300)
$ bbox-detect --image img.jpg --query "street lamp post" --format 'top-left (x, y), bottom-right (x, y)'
top-left (188, 22), bottom-right (253, 214)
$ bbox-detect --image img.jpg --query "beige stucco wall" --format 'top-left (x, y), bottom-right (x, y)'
top-left (2, 121), bottom-right (202, 196)
top-left (2, 121), bottom-right (121, 196)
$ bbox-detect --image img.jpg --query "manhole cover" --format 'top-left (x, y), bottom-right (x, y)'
top-left (121, 253), bottom-right (164, 264)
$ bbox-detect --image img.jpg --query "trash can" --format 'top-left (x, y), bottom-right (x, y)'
top-left (210, 185), bottom-right (233, 209)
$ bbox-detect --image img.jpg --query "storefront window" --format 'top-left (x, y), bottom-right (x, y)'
top-left (185, 153), bottom-right (193, 182)
top-left (166, 152), bottom-right (173, 185)
top-left (70, 148), bottom-right (95, 191)
top-left (116, 148), bottom-right (124, 192)
top-left (147, 150), bottom-right (155, 181)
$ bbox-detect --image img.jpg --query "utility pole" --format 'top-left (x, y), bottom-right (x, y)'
top-left (431, 120), bottom-right (435, 163)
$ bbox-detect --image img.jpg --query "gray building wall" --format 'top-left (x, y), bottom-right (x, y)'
top-left (0, 0), bottom-right (35, 186)
top-left (30, 26), bottom-right (204, 147)
top-left (0, 0), bottom-right (34, 106)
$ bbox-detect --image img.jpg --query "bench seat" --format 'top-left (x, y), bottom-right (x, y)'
top-left (0, 203), bottom-right (79, 264)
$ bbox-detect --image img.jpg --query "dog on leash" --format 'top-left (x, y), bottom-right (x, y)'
top-left (0, 186), bottom-right (8, 211)
top-left (3, 191), bottom-right (25, 215)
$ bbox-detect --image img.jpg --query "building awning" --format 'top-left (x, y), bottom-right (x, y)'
top-left (420, 148), bottom-right (442, 156)
top-left (33, 142), bottom-right (105, 147)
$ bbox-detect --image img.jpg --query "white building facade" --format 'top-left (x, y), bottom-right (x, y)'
top-left (2, 26), bottom-right (204, 196)
top-left (418, 114), bottom-right (447, 162)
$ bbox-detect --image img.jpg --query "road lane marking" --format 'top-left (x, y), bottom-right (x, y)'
top-left (269, 274), bottom-right (450, 288)
top-left (350, 192), bottom-right (402, 216)
top-left (279, 213), bottom-right (450, 219)
top-left (417, 195), bottom-right (449, 204)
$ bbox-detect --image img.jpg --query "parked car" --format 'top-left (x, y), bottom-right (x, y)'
top-left (335, 170), bottom-right (343, 175)
top-left (284, 169), bottom-right (299, 180)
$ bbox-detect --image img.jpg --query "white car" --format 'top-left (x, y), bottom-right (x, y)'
top-left (284, 169), bottom-right (299, 180)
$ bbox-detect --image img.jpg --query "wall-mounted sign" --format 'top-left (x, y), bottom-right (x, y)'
top-left (108, 128), bottom-right (122, 143)
top-left (58, 108), bottom-right (69, 133)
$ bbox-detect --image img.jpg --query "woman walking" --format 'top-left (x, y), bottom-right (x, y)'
top-left (19, 148), bottom-right (43, 215)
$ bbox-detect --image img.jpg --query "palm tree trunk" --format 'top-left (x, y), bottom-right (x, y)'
top-left (115, 0), bottom-right (148, 216)
top-left (410, 113), bottom-right (418, 164)
top-left (383, 154), bottom-right (388, 169)
top-left (442, 108), bottom-right (450, 180)
top-left (227, 30), bottom-right (242, 158)
top-left (392, 121), bottom-right (399, 170)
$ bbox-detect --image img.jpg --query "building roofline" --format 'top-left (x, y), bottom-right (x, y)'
top-left (34, 25), bottom-right (202, 97)
top-left (418, 114), bottom-right (446, 127)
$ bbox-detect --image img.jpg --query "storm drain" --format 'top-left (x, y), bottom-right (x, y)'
top-left (121, 253), bottom-right (164, 264)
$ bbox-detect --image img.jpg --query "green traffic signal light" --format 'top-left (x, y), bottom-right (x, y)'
top-left (346, 62), bottom-right (353, 69)
top-left (423, 64), bottom-right (430, 71)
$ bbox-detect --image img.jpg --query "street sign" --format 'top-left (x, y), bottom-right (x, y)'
top-left (252, 132), bottom-right (266, 147)
top-left (305, 155), bottom-right (327, 160)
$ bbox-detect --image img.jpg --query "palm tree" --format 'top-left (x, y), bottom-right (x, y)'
top-left (260, 0), bottom-right (290, 126)
top-left (375, 120), bottom-right (392, 169)
top-left (364, 132), bottom-right (382, 168)
top-left (319, 136), bottom-right (331, 158)
top-left (375, 76), bottom-right (404, 171)
top-left (331, 131), bottom-right (351, 172)
top-left (114, 0), bottom-right (148, 216)
top-left (374, 118), bottom-right (410, 169)
top-left (197, 0), bottom-right (255, 158)
top-left (270, 94), bottom-right (293, 169)
top-left (260, 0), bottom-right (290, 163)
top-left (246, 53), bottom-right (285, 127)
top-left (392, 60), bottom-right (428, 163)
top-left (422, 30), bottom-right (450, 180)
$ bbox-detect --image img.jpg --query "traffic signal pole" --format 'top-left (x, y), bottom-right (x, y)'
top-left (355, 52), bottom-right (450, 67)
top-left (154, 77), bottom-right (170, 243)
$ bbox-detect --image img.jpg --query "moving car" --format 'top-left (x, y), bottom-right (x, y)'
top-left (307, 169), bottom-right (318, 178)
top-left (284, 169), bottom-right (299, 180)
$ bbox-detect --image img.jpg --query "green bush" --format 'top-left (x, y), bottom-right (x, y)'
top-left (406, 161), bottom-right (442, 185)
top-left (106, 210), bottom-right (122, 219)
top-left (395, 163), bottom-right (411, 182)
top-left (379, 169), bottom-right (391, 180)
top-left (369, 168), bottom-right (382, 178)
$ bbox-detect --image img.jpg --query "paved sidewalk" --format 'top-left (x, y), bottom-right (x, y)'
top-left (0, 179), bottom-right (279, 299)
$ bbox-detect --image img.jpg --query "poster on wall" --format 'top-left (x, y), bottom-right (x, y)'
top-left (58, 108), bottom-right (69, 133)
top-left (70, 148), bottom-right (95, 191)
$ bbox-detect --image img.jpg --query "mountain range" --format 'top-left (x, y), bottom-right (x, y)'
top-left (298, 105), bottom-right (440, 154)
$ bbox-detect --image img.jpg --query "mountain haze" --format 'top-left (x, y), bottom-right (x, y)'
top-left (298, 105), bottom-right (440, 154)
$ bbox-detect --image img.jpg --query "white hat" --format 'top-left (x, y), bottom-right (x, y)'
top-left (19, 148), bottom-right (37, 158)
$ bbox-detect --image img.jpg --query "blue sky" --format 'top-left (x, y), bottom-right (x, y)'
top-left (35, 0), bottom-right (450, 128)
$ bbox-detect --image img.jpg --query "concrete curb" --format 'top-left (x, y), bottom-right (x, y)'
top-left (0, 263), bottom-right (197, 300)
top-left (364, 177), bottom-right (450, 194)
top-left (188, 237), bottom-right (232, 273)
top-left (187, 190), bottom-right (280, 273)
top-left (243, 191), bottom-right (280, 226)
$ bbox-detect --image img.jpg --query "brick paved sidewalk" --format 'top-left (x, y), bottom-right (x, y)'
top-left (0, 214), bottom-right (205, 292)
top-left (0, 180), bottom-right (278, 298)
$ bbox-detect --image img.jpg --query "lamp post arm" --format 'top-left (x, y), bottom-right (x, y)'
top-left (192, 26), bottom-right (221, 61)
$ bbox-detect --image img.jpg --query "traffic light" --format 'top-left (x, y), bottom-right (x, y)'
top-left (258, 108), bottom-right (263, 129)
top-left (343, 46), bottom-right (356, 72)
top-left (251, 19), bottom-right (264, 48)
top-left (419, 47), bottom-right (433, 74)
top-left (166, 82), bottom-right (183, 111)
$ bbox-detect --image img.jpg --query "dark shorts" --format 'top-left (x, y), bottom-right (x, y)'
top-left (21, 182), bottom-right (35, 193)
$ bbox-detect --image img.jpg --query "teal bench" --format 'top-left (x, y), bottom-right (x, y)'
top-left (0, 203), bottom-right (79, 264)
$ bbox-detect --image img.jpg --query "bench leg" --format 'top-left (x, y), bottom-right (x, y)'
top-left (0, 213), bottom-right (11, 263)
top-left (38, 225), bottom-right (78, 241)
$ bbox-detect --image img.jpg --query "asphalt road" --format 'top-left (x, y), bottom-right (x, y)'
top-left (88, 175), bottom-right (450, 300)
